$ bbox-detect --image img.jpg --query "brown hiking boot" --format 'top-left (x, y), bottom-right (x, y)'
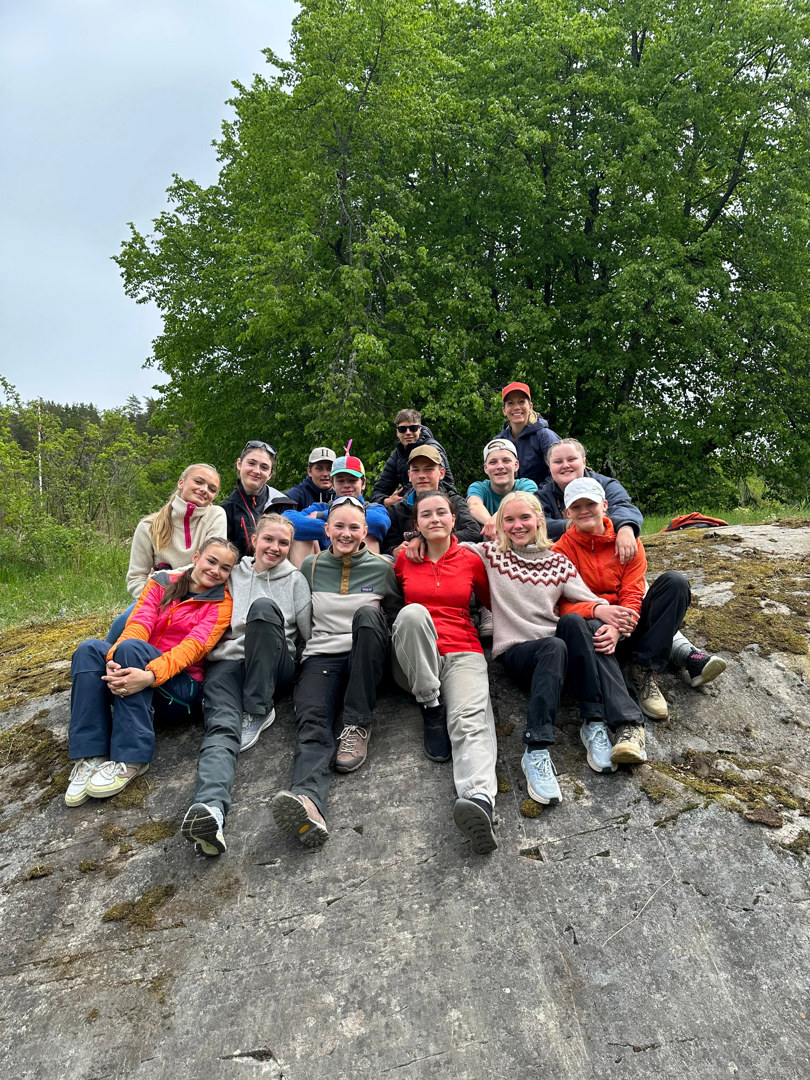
top-left (610, 724), bottom-right (647, 764)
top-left (629, 664), bottom-right (668, 720)
top-left (335, 725), bottom-right (370, 772)
top-left (271, 790), bottom-right (329, 848)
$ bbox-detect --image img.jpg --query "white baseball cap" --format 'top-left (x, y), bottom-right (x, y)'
top-left (563, 477), bottom-right (606, 508)
top-left (483, 438), bottom-right (518, 462)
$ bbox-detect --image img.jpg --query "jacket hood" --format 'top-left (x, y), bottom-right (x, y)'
top-left (150, 568), bottom-right (228, 601)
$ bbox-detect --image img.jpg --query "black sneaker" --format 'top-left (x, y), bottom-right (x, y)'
top-left (452, 797), bottom-right (498, 854)
top-left (684, 651), bottom-right (727, 688)
top-left (420, 701), bottom-right (452, 762)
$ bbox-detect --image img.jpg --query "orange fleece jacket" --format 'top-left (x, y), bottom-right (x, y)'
top-left (552, 519), bottom-right (647, 616)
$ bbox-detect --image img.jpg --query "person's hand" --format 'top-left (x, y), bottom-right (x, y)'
top-left (405, 537), bottom-right (426, 564)
top-left (482, 517), bottom-right (498, 541)
top-left (594, 603), bottom-right (639, 636)
top-left (593, 624), bottom-right (620, 654)
top-left (615, 525), bottom-right (638, 565)
top-left (105, 659), bottom-right (122, 675)
top-left (391, 542), bottom-right (407, 559)
top-left (384, 488), bottom-right (404, 508)
top-left (103, 666), bottom-right (156, 696)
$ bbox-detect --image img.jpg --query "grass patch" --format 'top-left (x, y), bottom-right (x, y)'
top-left (649, 750), bottom-right (809, 816)
top-left (0, 539), bottom-right (129, 631)
top-left (641, 506), bottom-right (810, 535)
top-left (23, 864), bottom-right (54, 880)
top-left (131, 820), bottom-right (177, 846)
top-left (782, 831), bottom-right (810, 858)
top-left (0, 617), bottom-right (112, 709)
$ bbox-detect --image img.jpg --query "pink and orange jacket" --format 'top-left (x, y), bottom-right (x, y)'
top-left (106, 570), bottom-right (233, 685)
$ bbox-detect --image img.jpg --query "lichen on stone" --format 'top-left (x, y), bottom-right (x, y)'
top-left (0, 720), bottom-right (70, 815)
top-left (131, 820), bottom-right (177, 845)
top-left (497, 774), bottom-right (512, 793)
top-left (101, 883), bottom-right (177, 929)
top-left (23, 864), bottom-right (53, 880)
top-left (0, 616), bottom-right (109, 709)
top-left (520, 799), bottom-right (543, 818)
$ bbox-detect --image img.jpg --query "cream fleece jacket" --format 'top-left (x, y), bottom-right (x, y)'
top-left (125, 495), bottom-right (227, 598)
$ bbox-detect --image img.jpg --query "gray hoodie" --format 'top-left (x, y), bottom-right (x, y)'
top-left (209, 556), bottom-right (312, 663)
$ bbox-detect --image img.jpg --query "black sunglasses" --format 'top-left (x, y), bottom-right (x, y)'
top-left (241, 440), bottom-right (277, 458)
top-left (328, 495), bottom-right (366, 515)
top-left (396, 424), bottom-right (421, 433)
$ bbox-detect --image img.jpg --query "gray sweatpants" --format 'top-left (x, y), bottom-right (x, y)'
top-left (391, 605), bottom-right (497, 807)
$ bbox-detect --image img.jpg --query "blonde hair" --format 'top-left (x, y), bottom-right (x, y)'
top-left (545, 437), bottom-right (587, 466)
top-left (149, 463), bottom-right (220, 552)
top-left (494, 492), bottom-right (551, 553)
top-left (253, 512), bottom-right (294, 542)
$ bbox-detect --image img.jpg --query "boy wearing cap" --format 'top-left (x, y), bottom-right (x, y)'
top-left (370, 408), bottom-right (457, 506)
top-left (283, 454), bottom-right (390, 565)
top-left (222, 440), bottom-right (286, 558)
top-left (284, 447), bottom-right (337, 510)
top-left (493, 382), bottom-right (560, 486)
top-left (553, 477), bottom-right (692, 752)
top-left (467, 439), bottom-right (539, 541)
top-left (382, 446), bottom-right (481, 557)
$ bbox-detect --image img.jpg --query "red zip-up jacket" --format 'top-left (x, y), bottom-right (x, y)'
top-left (106, 570), bottom-right (233, 685)
top-left (552, 519), bottom-right (647, 616)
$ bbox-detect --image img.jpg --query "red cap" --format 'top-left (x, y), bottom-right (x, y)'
top-left (501, 381), bottom-right (531, 400)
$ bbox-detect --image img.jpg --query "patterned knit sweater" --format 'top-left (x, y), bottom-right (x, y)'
top-left (467, 541), bottom-right (603, 658)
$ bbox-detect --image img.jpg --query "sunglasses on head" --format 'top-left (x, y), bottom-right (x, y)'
top-left (241, 440), bottom-right (277, 458)
top-left (397, 424), bottom-right (421, 433)
top-left (329, 495), bottom-right (366, 515)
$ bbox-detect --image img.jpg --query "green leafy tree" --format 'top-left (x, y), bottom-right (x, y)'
top-left (116, 0), bottom-right (810, 506)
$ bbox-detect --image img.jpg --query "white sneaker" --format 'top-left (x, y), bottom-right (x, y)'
top-left (65, 756), bottom-right (107, 807)
top-left (85, 760), bottom-right (149, 799)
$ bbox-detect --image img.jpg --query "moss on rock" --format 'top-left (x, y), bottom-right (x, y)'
top-left (102, 883), bottom-right (177, 929)
top-left (131, 820), bottom-right (177, 846)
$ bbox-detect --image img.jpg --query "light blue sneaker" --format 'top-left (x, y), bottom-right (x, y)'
top-left (580, 721), bottom-right (618, 773)
top-left (521, 749), bottom-right (562, 805)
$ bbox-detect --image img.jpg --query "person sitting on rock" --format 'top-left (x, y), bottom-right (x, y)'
top-left (65, 537), bottom-right (237, 807)
top-left (553, 478), bottom-right (699, 734)
top-left (541, 439), bottom-right (726, 688)
top-left (181, 514), bottom-right (311, 857)
top-left (466, 438), bottom-right (539, 541)
top-left (491, 381), bottom-right (560, 485)
top-left (222, 440), bottom-right (285, 558)
top-left (370, 408), bottom-right (456, 506)
top-left (391, 489), bottom-right (498, 854)
top-left (284, 453), bottom-right (390, 565)
top-left (469, 491), bottom-right (646, 800)
top-left (382, 446), bottom-right (481, 558)
top-left (271, 495), bottom-right (402, 848)
top-left (282, 446), bottom-right (337, 567)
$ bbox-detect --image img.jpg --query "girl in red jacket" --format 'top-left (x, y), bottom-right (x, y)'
top-left (65, 537), bottom-right (237, 806)
top-left (392, 490), bottom-right (498, 854)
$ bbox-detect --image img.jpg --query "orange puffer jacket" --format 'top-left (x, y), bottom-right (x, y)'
top-left (552, 519), bottom-right (647, 616)
top-left (106, 570), bottom-right (233, 685)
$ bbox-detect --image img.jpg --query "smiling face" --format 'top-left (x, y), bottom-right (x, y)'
top-left (177, 466), bottom-right (220, 508)
top-left (566, 497), bottom-right (608, 534)
top-left (396, 423), bottom-right (421, 447)
top-left (332, 472), bottom-right (365, 497)
top-left (500, 498), bottom-right (541, 547)
top-left (237, 448), bottom-right (274, 495)
top-left (408, 457), bottom-right (445, 493)
top-left (502, 391), bottom-right (531, 432)
top-left (484, 450), bottom-right (519, 493)
top-left (324, 504), bottom-right (367, 555)
top-left (416, 495), bottom-right (455, 545)
top-left (548, 443), bottom-right (586, 489)
top-left (189, 543), bottom-right (236, 591)
top-left (252, 521), bottom-right (292, 572)
top-left (307, 460), bottom-right (334, 492)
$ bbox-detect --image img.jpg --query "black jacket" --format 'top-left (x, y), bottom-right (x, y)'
top-left (370, 425), bottom-right (456, 502)
top-left (382, 491), bottom-right (482, 555)
top-left (222, 481), bottom-right (283, 558)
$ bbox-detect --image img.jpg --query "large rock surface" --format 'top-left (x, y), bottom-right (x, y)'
top-left (1, 525), bottom-right (808, 1080)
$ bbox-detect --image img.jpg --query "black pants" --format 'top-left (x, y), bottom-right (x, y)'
top-left (195, 599), bottom-right (295, 816)
top-left (623, 571), bottom-right (691, 671)
top-left (500, 613), bottom-right (642, 745)
top-left (290, 606), bottom-right (389, 817)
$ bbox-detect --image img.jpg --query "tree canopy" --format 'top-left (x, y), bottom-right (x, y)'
top-left (116, 0), bottom-right (810, 507)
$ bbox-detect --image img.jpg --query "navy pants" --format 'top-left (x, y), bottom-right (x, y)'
top-left (69, 638), bottom-right (201, 763)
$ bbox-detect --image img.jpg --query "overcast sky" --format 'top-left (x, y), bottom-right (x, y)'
top-left (1, 0), bottom-right (298, 409)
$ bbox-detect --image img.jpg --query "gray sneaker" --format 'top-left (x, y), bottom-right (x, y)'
top-left (580, 721), bottom-right (618, 773)
top-left (240, 707), bottom-right (276, 753)
top-left (182, 802), bottom-right (226, 856)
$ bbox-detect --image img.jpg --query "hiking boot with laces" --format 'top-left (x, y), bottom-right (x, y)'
top-left (580, 721), bottom-right (618, 773)
top-left (65, 756), bottom-right (107, 807)
top-left (271, 790), bottom-right (329, 848)
top-left (629, 663), bottom-right (669, 720)
top-left (240, 707), bottom-right (276, 753)
top-left (684, 651), bottom-right (727, 688)
top-left (85, 760), bottom-right (149, 799)
top-left (521, 748), bottom-right (561, 805)
top-left (610, 724), bottom-right (647, 764)
top-left (335, 725), bottom-right (370, 772)
top-left (181, 802), bottom-right (226, 856)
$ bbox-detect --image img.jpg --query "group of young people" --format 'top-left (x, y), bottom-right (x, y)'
top-left (64, 382), bottom-right (726, 856)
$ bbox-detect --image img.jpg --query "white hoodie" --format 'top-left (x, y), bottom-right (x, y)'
top-left (209, 556), bottom-right (312, 662)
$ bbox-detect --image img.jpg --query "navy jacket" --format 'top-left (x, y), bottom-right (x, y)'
top-left (370, 425), bottom-right (456, 502)
top-left (536, 468), bottom-right (644, 541)
top-left (491, 416), bottom-right (559, 486)
top-left (284, 475), bottom-right (335, 512)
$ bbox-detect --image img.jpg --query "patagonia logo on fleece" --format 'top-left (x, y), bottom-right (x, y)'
top-left (360, 586), bottom-right (373, 592)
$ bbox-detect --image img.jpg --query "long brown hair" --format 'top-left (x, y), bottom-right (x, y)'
top-left (159, 537), bottom-right (238, 608)
top-left (411, 490), bottom-right (455, 533)
top-left (149, 463), bottom-right (221, 552)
